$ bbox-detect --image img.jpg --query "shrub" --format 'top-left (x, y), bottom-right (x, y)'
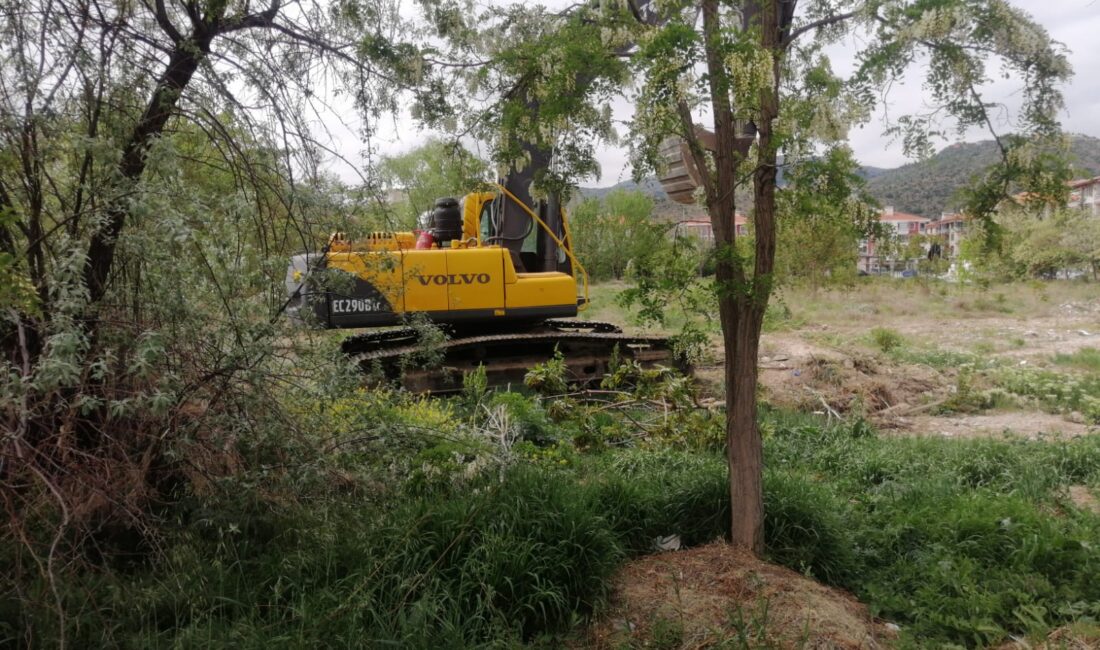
top-left (870, 327), bottom-right (904, 353)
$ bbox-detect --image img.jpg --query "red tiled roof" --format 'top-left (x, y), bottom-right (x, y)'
top-left (879, 211), bottom-right (928, 222)
top-left (1068, 177), bottom-right (1100, 189)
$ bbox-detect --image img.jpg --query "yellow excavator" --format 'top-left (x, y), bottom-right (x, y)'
top-left (283, 0), bottom-right (710, 392)
top-left (286, 183), bottom-right (681, 392)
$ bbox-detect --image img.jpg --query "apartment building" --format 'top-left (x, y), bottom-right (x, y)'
top-left (858, 207), bottom-right (929, 274)
top-left (1069, 177), bottom-right (1100, 216)
top-left (925, 212), bottom-right (967, 258)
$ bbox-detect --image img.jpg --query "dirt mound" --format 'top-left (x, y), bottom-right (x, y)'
top-left (759, 352), bottom-right (942, 419)
top-left (587, 542), bottom-right (895, 649)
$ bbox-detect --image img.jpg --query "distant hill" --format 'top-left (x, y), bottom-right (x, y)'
top-left (862, 134), bottom-right (1100, 217)
top-left (576, 134), bottom-right (1100, 220)
top-left (577, 177), bottom-right (668, 202)
top-left (577, 177), bottom-right (711, 220)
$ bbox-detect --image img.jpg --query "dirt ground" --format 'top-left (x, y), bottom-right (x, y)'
top-left (686, 282), bottom-right (1100, 440)
top-left (587, 542), bottom-right (896, 649)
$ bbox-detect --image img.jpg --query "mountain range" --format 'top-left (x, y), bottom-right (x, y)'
top-left (580, 134), bottom-right (1100, 219)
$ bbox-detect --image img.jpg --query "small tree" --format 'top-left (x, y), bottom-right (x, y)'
top-left (571, 189), bottom-right (665, 280)
top-left (379, 139), bottom-right (489, 228)
top-left (776, 147), bottom-right (881, 288)
top-left (626, 0), bottom-right (1071, 551)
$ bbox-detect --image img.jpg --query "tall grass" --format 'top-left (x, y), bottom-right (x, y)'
top-left (763, 408), bottom-right (1100, 646)
top-left (10, 467), bottom-right (627, 648)
top-left (9, 391), bottom-right (1100, 648)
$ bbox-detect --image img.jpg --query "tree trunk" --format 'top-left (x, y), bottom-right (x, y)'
top-left (83, 34), bottom-right (211, 307)
top-left (721, 0), bottom-right (782, 553)
top-left (688, 0), bottom-right (771, 553)
top-left (725, 305), bottom-right (764, 549)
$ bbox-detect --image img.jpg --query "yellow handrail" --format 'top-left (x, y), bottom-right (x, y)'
top-left (493, 183), bottom-right (590, 312)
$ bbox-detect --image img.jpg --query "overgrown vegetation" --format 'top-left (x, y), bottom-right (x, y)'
top-left (6, 351), bottom-right (1100, 647)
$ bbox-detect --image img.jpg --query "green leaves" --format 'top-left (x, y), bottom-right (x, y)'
top-left (378, 138), bottom-right (488, 228)
top-left (569, 189), bottom-right (664, 281)
top-left (855, 0), bottom-right (1072, 224)
top-left (0, 251), bottom-right (39, 316)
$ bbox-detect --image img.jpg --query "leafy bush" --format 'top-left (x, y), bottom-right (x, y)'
top-left (569, 190), bottom-right (669, 281)
top-left (991, 367), bottom-right (1100, 423)
top-left (524, 349), bottom-right (570, 394)
top-left (870, 327), bottom-right (904, 353)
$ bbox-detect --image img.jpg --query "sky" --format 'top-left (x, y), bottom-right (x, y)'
top-left (323, 0), bottom-right (1100, 186)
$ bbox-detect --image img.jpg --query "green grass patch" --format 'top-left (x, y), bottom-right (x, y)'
top-left (990, 366), bottom-right (1100, 422)
top-left (1053, 347), bottom-right (1100, 372)
top-left (870, 327), bottom-right (904, 353)
top-left (763, 409), bottom-right (1100, 646)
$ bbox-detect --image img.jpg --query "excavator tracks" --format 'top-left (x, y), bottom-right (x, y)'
top-left (342, 320), bottom-right (683, 394)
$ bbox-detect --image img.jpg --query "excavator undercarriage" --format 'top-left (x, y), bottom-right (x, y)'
top-left (342, 319), bottom-right (680, 394)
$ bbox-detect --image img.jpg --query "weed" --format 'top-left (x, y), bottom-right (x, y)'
top-left (763, 299), bottom-right (803, 333)
top-left (939, 366), bottom-right (1007, 414)
top-left (1053, 347), bottom-right (1100, 373)
top-left (524, 348), bottom-right (570, 394)
top-left (973, 340), bottom-right (995, 355)
top-left (645, 616), bottom-right (685, 649)
top-left (870, 327), bottom-right (904, 353)
top-left (991, 367), bottom-right (1100, 423)
top-left (892, 346), bottom-right (994, 370)
top-left (723, 598), bottom-right (808, 649)
top-left (462, 363), bottom-right (489, 409)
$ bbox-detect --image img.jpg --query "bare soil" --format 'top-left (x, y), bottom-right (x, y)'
top-left (1068, 485), bottom-right (1100, 515)
top-left (741, 287), bottom-right (1100, 440)
top-left (586, 542), bottom-right (896, 649)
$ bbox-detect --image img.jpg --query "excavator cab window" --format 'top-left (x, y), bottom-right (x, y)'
top-left (479, 198), bottom-right (493, 243)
